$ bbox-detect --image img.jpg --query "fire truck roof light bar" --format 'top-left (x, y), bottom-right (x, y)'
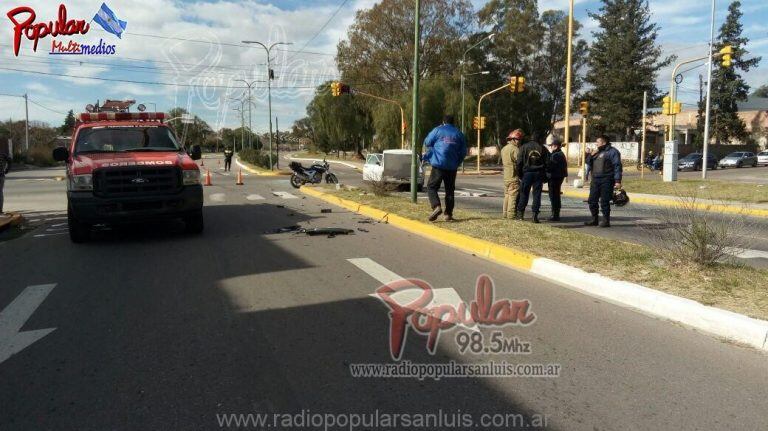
top-left (77, 112), bottom-right (166, 123)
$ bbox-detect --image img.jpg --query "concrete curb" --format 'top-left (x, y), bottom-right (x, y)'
top-left (561, 189), bottom-right (768, 219)
top-left (301, 186), bottom-right (768, 352)
top-left (0, 213), bottom-right (23, 231)
top-left (235, 158), bottom-right (289, 177)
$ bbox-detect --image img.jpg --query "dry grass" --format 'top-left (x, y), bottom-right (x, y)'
top-left (332, 189), bottom-right (768, 321)
top-left (622, 178), bottom-right (768, 204)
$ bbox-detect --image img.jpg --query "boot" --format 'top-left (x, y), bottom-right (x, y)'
top-left (515, 211), bottom-right (524, 221)
top-left (548, 210), bottom-right (560, 222)
top-left (532, 212), bottom-right (540, 224)
top-left (599, 215), bottom-right (611, 228)
top-left (428, 206), bottom-right (443, 222)
top-left (584, 213), bottom-right (599, 226)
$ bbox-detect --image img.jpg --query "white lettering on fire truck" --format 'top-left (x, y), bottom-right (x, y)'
top-left (99, 160), bottom-right (174, 168)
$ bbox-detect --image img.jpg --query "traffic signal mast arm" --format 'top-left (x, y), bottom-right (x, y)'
top-left (475, 79), bottom-right (524, 172)
top-left (329, 82), bottom-right (407, 149)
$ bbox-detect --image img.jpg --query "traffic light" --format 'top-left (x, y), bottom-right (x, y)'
top-left (674, 102), bottom-right (683, 115)
top-left (509, 76), bottom-right (525, 93)
top-left (330, 82), bottom-right (340, 97)
top-left (579, 101), bottom-right (589, 116)
top-left (662, 96), bottom-right (671, 115)
top-left (720, 45), bottom-right (733, 67)
top-left (472, 116), bottom-right (487, 130)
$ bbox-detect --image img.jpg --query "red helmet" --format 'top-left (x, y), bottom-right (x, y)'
top-left (507, 129), bottom-right (524, 141)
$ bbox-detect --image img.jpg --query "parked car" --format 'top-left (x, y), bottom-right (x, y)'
top-left (718, 152), bottom-right (758, 168)
top-left (363, 150), bottom-right (424, 191)
top-left (757, 150), bottom-right (768, 166)
top-left (677, 153), bottom-right (717, 171)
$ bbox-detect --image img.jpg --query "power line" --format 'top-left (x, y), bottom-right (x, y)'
top-left (28, 99), bottom-right (67, 115)
top-left (288, 0), bottom-right (349, 61)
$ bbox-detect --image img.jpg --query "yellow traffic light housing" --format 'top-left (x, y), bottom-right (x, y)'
top-left (674, 102), bottom-right (682, 114)
top-left (473, 116), bottom-right (486, 130)
top-left (516, 77), bottom-right (525, 93)
top-left (330, 82), bottom-right (340, 97)
top-left (578, 101), bottom-right (589, 116)
top-left (509, 76), bottom-right (525, 93)
top-left (662, 96), bottom-right (671, 116)
top-left (720, 45), bottom-right (733, 67)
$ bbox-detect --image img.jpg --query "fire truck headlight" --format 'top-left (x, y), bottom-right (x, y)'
top-left (69, 174), bottom-right (93, 191)
top-left (183, 169), bottom-right (201, 185)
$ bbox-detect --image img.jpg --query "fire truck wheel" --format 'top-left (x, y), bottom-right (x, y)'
top-left (68, 206), bottom-right (90, 243)
top-left (184, 210), bottom-right (204, 234)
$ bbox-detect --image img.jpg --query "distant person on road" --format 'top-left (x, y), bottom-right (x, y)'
top-left (501, 129), bottom-right (524, 219)
top-left (423, 115), bottom-right (468, 222)
top-left (546, 139), bottom-right (568, 221)
top-left (0, 137), bottom-right (10, 215)
top-left (515, 131), bottom-right (550, 223)
top-left (224, 147), bottom-right (234, 172)
top-left (585, 135), bottom-right (623, 227)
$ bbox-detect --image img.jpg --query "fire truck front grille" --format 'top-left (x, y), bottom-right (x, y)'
top-left (93, 167), bottom-right (182, 197)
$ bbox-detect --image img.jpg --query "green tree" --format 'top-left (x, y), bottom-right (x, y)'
top-left (59, 110), bottom-right (76, 136)
top-left (585, 0), bottom-right (673, 138)
top-left (711, 1), bottom-right (762, 143)
top-left (752, 85), bottom-right (768, 98)
top-left (307, 82), bottom-right (373, 157)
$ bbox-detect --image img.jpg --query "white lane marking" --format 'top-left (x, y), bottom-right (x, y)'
top-left (50, 223), bottom-right (67, 228)
top-left (45, 228), bottom-right (68, 232)
top-left (246, 194), bottom-right (265, 201)
top-left (0, 284), bottom-right (57, 365)
top-left (272, 191), bottom-right (298, 199)
top-left (209, 193), bottom-right (227, 203)
top-left (348, 258), bottom-right (478, 330)
top-left (34, 233), bottom-right (68, 238)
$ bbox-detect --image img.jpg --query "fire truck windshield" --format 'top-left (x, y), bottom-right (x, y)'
top-left (74, 126), bottom-right (182, 154)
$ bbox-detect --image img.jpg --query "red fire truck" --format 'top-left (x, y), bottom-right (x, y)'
top-left (53, 111), bottom-right (204, 242)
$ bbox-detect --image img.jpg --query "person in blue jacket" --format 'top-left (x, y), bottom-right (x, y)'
top-left (584, 135), bottom-right (623, 227)
top-left (423, 115), bottom-right (467, 222)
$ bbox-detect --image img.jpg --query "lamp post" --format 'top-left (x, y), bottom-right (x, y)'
top-left (563, 0), bottom-right (575, 148)
top-left (461, 34), bottom-right (494, 136)
top-left (410, 0), bottom-right (422, 203)
top-left (702, 0), bottom-right (716, 179)
top-left (235, 79), bottom-right (259, 149)
top-left (241, 40), bottom-right (293, 170)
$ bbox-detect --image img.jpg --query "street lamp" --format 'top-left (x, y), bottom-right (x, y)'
top-left (563, 0), bottom-right (575, 149)
top-left (241, 40), bottom-right (293, 170)
top-left (461, 33), bottom-right (495, 136)
top-left (234, 79), bottom-right (259, 149)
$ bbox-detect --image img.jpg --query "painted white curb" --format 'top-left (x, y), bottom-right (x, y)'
top-left (530, 258), bottom-right (768, 351)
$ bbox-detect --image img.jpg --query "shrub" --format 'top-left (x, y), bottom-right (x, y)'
top-left (238, 148), bottom-right (277, 169)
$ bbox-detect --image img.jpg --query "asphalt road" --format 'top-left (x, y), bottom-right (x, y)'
top-left (318, 159), bottom-right (768, 269)
top-left (1, 156), bottom-right (767, 430)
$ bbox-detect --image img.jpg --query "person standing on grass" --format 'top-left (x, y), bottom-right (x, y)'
top-left (223, 147), bottom-right (234, 172)
top-left (423, 115), bottom-right (467, 222)
top-left (501, 129), bottom-right (524, 219)
top-left (546, 139), bottom-right (568, 221)
top-left (515, 131), bottom-right (550, 223)
top-left (584, 134), bottom-right (622, 227)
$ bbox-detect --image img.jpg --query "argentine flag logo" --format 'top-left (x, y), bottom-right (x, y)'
top-left (93, 3), bottom-right (127, 39)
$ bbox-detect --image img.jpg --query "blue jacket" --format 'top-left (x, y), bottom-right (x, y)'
top-left (423, 124), bottom-right (467, 171)
top-left (586, 144), bottom-right (623, 182)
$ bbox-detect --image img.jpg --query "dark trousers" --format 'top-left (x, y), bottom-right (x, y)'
top-left (517, 171), bottom-right (544, 214)
top-left (548, 177), bottom-right (565, 213)
top-left (427, 168), bottom-right (457, 216)
top-left (224, 158), bottom-right (232, 171)
top-left (588, 176), bottom-right (614, 217)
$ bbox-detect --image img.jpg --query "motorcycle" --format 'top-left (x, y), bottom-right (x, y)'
top-left (289, 160), bottom-right (339, 188)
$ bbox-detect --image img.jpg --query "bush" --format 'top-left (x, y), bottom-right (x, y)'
top-left (238, 148), bottom-right (277, 169)
top-left (17, 145), bottom-right (58, 167)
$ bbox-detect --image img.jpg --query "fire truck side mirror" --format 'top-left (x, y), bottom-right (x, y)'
top-left (53, 147), bottom-right (69, 162)
top-left (189, 145), bottom-right (202, 161)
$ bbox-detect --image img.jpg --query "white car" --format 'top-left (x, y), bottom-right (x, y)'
top-left (363, 149), bottom-right (424, 190)
top-left (757, 151), bottom-right (768, 166)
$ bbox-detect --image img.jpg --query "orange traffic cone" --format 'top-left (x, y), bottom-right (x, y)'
top-left (200, 158), bottom-right (205, 167)
top-left (204, 170), bottom-right (212, 186)
top-left (236, 169), bottom-right (244, 186)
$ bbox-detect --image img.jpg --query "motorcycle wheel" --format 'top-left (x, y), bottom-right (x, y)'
top-left (290, 174), bottom-right (304, 189)
top-left (325, 173), bottom-right (339, 184)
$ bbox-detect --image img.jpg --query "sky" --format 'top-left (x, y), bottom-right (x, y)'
top-left (0, 0), bottom-right (766, 134)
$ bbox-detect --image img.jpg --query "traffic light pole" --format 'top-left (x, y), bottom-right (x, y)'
top-left (702, 0), bottom-right (717, 180)
top-left (476, 82), bottom-right (514, 173)
top-left (668, 55), bottom-right (709, 141)
top-left (352, 90), bottom-right (407, 149)
top-left (410, 0), bottom-right (421, 203)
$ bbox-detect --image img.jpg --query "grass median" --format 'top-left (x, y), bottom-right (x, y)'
top-left (622, 178), bottom-right (768, 204)
top-left (321, 187), bottom-right (768, 321)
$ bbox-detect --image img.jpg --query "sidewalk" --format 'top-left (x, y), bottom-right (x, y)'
top-left (562, 183), bottom-right (768, 218)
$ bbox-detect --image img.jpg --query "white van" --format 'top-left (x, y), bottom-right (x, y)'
top-left (363, 149), bottom-right (424, 190)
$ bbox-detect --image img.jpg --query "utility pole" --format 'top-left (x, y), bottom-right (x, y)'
top-left (410, 0), bottom-right (422, 203)
top-left (641, 91), bottom-right (647, 179)
top-left (563, 0), bottom-right (575, 148)
top-left (275, 116), bottom-right (280, 170)
top-left (702, 0), bottom-right (716, 179)
top-left (23, 93), bottom-right (29, 151)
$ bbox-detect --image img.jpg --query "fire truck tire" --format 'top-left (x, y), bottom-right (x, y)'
top-left (68, 205), bottom-right (90, 243)
top-left (184, 210), bottom-right (204, 234)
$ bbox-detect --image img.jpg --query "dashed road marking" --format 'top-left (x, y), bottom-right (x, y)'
top-left (209, 193), bottom-right (227, 203)
top-left (246, 194), bottom-right (265, 201)
top-left (272, 191), bottom-right (298, 199)
top-left (0, 284), bottom-right (57, 365)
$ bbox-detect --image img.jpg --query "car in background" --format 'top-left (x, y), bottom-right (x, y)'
top-left (363, 150), bottom-right (424, 191)
top-left (677, 153), bottom-right (718, 171)
top-left (718, 152), bottom-right (758, 168)
top-left (757, 150), bottom-right (768, 166)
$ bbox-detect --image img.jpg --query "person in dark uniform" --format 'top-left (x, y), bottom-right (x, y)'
top-left (546, 139), bottom-right (568, 221)
top-left (223, 147), bottom-right (234, 172)
top-left (515, 131), bottom-right (550, 223)
top-left (585, 135), bottom-right (622, 227)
